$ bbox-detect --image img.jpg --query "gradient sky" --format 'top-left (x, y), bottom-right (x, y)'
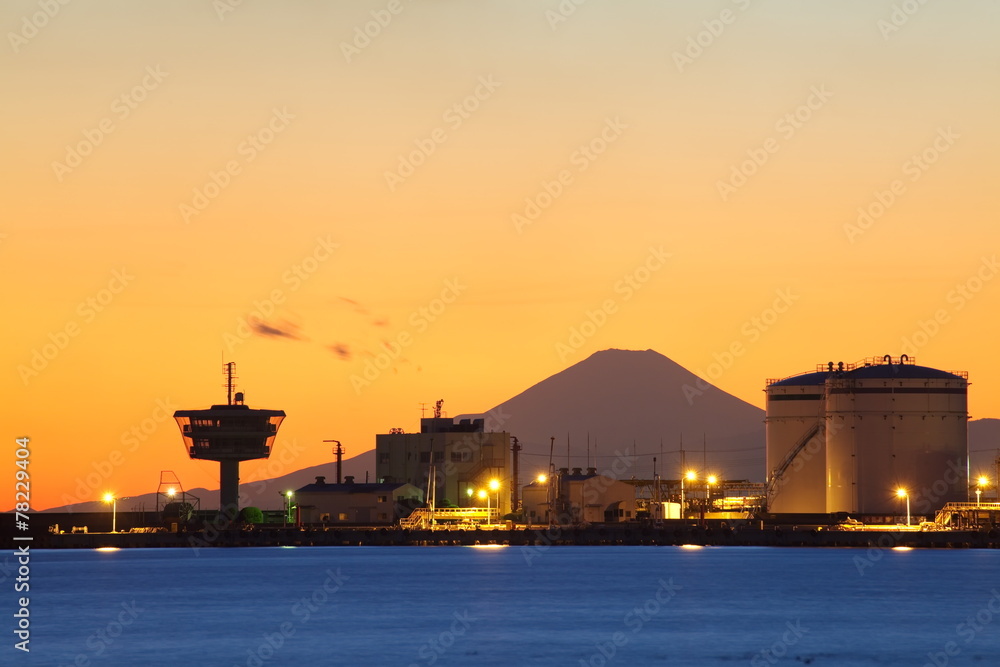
top-left (4, 1), bottom-right (999, 511)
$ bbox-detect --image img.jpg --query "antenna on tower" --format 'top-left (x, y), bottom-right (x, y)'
top-left (434, 399), bottom-right (444, 419)
top-left (223, 362), bottom-right (238, 405)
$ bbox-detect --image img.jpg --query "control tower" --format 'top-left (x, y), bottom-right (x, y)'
top-left (173, 363), bottom-right (285, 519)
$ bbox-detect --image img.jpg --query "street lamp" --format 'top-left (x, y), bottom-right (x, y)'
top-left (682, 471), bottom-right (696, 519)
top-left (976, 476), bottom-right (989, 507)
top-left (489, 479), bottom-right (500, 518)
top-left (284, 490), bottom-right (295, 524)
top-left (706, 475), bottom-right (717, 513)
top-left (896, 488), bottom-right (910, 526)
top-left (478, 489), bottom-right (489, 523)
top-left (103, 493), bottom-right (117, 533)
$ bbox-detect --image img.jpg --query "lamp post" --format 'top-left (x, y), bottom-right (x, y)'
top-left (682, 471), bottom-right (696, 520)
top-left (896, 488), bottom-right (910, 526)
top-left (103, 493), bottom-right (117, 533)
top-left (478, 489), bottom-right (489, 524)
top-left (283, 490), bottom-right (295, 525)
top-left (489, 479), bottom-right (500, 519)
top-left (536, 474), bottom-right (547, 527)
top-left (976, 476), bottom-right (989, 507)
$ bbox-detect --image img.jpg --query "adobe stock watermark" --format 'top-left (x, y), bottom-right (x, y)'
top-left (750, 620), bottom-right (810, 667)
top-left (179, 107), bottom-right (294, 223)
top-left (8, 0), bottom-right (72, 53)
top-left (223, 235), bottom-right (339, 351)
top-left (18, 268), bottom-right (134, 385)
top-left (59, 398), bottom-right (178, 510)
top-left (878, 0), bottom-right (933, 41)
top-left (384, 75), bottom-right (501, 192)
top-left (555, 246), bottom-right (670, 362)
top-left (213, 0), bottom-right (245, 21)
top-left (512, 116), bottom-right (627, 233)
top-left (682, 287), bottom-right (799, 404)
top-left (235, 568), bottom-right (349, 667)
top-left (899, 255), bottom-right (998, 356)
top-left (578, 578), bottom-right (681, 667)
top-left (340, 0), bottom-right (416, 63)
top-left (51, 65), bottom-right (168, 183)
top-left (56, 600), bottom-right (143, 667)
top-left (407, 610), bottom-right (477, 667)
top-left (716, 84), bottom-right (833, 202)
top-left (545, 0), bottom-right (590, 31)
top-left (923, 589), bottom-right (1000, 667)
top-left (843, 126), bottom-right (958, 244)
top-left (672, 0), bottom-right (754, 73)
top-left (350, 277), bottom-right (466, 394)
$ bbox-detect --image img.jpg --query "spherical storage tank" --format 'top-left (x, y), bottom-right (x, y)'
top-left (825, 356), bottom-right (967, 515)
top-left (765, 369), bottom-right (830, 513)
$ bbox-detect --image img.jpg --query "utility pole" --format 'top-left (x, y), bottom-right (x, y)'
top-left (324, 440), bottom-right (343, 484)
top-left (511, 436), bottom-right (521, 513)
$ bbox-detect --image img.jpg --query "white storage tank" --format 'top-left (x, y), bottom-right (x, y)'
top-left (825, 356), bottom-right (968, 515)
top-left (765, 367), bottom-right (831, 513)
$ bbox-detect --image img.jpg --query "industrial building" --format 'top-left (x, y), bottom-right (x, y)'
top-left (766, 355), bottom-right (968, 515)
top-left (522, 467), bottom-right (637, 524)
top-left (294, 476), bottom-right (423, 525)
top-left (375, 405), bottom-right (513, 517)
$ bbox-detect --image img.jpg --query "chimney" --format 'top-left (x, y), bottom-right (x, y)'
top-left (572, 467), bottom-right (582, 476)
top-left (558, 467), bottom-right (569, 475)
top-left (315, 476), bottom-right (326, 485)
top-left (344, 475), bottom-right (355, 485)
top-left (586, 467), bottom-right (597, 476)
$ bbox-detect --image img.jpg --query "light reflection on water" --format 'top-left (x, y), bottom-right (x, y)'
top-left (30, 546), bottom-right (1000, 666)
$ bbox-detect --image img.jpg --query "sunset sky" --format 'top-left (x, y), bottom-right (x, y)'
top-left (4, 1), bottom-right (999, 511)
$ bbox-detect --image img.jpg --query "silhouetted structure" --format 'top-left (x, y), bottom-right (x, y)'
top-left (173, 363), bottom-right (285, 520)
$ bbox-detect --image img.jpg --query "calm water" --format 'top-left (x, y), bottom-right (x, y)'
top-left (17, 545), bottom-right (1000, 666)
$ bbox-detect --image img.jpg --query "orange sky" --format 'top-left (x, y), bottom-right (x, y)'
top-left (3, 1), bottom-right (999, 511)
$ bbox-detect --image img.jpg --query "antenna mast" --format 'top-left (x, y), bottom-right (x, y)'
top-left (223, 362), bottom-right (237, 405)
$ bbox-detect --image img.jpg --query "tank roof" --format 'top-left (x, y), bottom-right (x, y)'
top-left (768, 371), bottom-right (830, 387)
top-left (846, 363), bottom-right (965, 381)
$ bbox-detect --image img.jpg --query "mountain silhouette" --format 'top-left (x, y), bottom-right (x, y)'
top-left (462, 348), bottom-right (766, 482)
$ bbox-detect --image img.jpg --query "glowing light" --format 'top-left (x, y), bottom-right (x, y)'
top-left (680, 544), bottom-right (704, 549)
top-left (466, 488), bottom-right (473, 496)
top-left (537, 474), bottom-right (547, 484)
top-left (488, 479), bottom-right (500, 492)
top-left (707, 475), bottom-right (717, 485)
top-left (95, 547), bottom-right (120, 552)
top-left (103, 493), bottom-right (115, 503)
top-left (477, 490), bottom-right (487, 500)
top-left (896, 488), bottom-right (907, 498)
top-left (285, 490), bottom-right (294, 497)
top-left (892, 546), bottom-right (913, 552)
top-left (469, 544), bottom-right (507, 549)
top-left (685, 471), bottom-right (697, 481)
top-left (977, 476), bottom-right (989, 487)
top-left (167, 487), bottom-right (177, 498)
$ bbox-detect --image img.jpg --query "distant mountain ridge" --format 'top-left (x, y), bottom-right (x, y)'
top-left (462, 349), bottom-right (767, 482)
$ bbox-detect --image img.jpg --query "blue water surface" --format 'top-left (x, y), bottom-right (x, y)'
top-left (15, 545), bottom-right (1000, 666)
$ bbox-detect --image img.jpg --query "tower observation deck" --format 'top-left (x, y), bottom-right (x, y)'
top-left (173, 363), bottom-right (285, 519)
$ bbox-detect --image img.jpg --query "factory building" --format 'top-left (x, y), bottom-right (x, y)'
top-left (295, 476), bottom-right (423, 525)
top-left (375, 411), bottom-right (512, 517)
top-left (766, 356), bottom-right (968, 515)
top-left (521, 468), bottom-right (637, 525)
